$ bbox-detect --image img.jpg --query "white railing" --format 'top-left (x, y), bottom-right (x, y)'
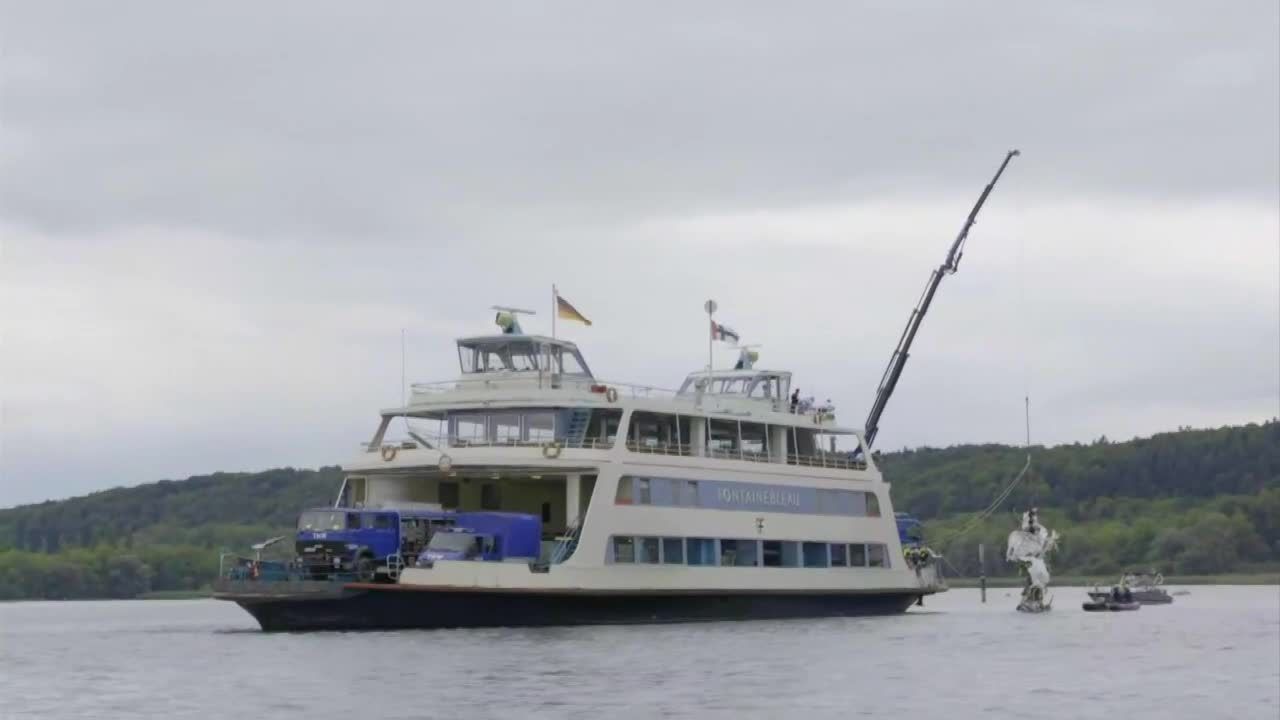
top-left (622, 440), bottom-right (866, 470)
top-left (409, 375), bottom-right (679, 400)
top-left (368, 437), bottom-right (615, 452)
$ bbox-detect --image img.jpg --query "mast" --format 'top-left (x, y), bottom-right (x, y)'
top-left (863, 149), bottom-right (1020, 449)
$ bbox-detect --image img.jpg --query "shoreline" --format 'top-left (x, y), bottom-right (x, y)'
top-left (944, 573), bottom-right (1280, 588)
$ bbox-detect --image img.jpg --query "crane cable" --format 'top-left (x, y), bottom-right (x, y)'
top-left (932, 226), bottom-right (1033, 549)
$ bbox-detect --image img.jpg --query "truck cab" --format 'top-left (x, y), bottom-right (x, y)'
top-left (418, 512), bottom-right (542, 565)
top-left (296, 507), bottom-right (455, 580)
top-left (895, 511), bottom-right (924, 548)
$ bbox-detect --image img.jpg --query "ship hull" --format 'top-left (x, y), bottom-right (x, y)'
top-left (225, 585), bottom-right (923, 632)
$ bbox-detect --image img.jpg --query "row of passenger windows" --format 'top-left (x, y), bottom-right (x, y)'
top-left (615, 476), bottom-right (880, 517)
top-left (609, 536), bottom-right (891, 569)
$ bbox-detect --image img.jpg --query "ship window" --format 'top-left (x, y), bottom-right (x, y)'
top-left (830, 543), bottom-right (848, 567)
top-left (346, 513), bottom-right (361, 530)
top-left (491, 414), bottom-right (522, 443)
top-left (868, 543), bottom-right (888, 568)
top-left (708, 419), bottom-right (738, 454)
top-left (720, 539), bottom-right (758, 567)
top-left (866, 493), bottom-right (881, 518)
top-left (459, 346), bottom-right (477, 373)
top-left (678, 480), bottom-right (699, 506)
top-left (686, 538), bottom-right (716, 566)
top-left (803, 542), bottom-right (828, 568)
top-left (661, 538), bottom-right (684, 564)
top-left (740, 422), bottom-right (768, 457)
top-left (780, 542), bottom-right (800, 568)
top-left (637, 478), bottom-right (652, 505)
top-left (481, 483), bottom-right (501, 510)
top-left (648, 478), bottom-right (675, 506)
top-left (583, 409), bottom-right (623, 445)
top-left (639, 537), bottom-right (660, 564)
top-left (453, 414), bottom-right (487, 444)
top-left (560, 351), bottom-right (587, 376)
top-left (526, 412), bottom-right (555, 442)
top-left (438, 482), bottom-right (460, 509)
top-left (762, 540), bottom-right (783, 567)
top-left (541, 502), bottom-right (552, 523)
top-left (849, 544), bottom-right (868, 567)
top-left (612, 536), bottom-right (635, 563)
top-left (615, 478), bottom-right (634, 505)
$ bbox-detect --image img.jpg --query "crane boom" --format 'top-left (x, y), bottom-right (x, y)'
top-left (863, 149), bottom-right (1020, 449)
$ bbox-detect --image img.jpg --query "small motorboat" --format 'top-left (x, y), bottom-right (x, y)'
top-left (1083, 599), bottom-right (1141, 612)
top-left (1087, 571), bottom-right (1173, 605)
top-left (1083, 586), bottom-right (1141, 611)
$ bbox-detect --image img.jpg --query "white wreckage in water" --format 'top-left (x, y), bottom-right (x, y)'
top-left (1006, 508), bottom-right (1059, 612)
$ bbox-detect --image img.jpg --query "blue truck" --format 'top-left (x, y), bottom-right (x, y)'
top-left (895, 511), bottom-right (924, 548)
top-left (295, 507), bottom-right (456, 581)
top-left (417, 512), bottom-right (543, 565)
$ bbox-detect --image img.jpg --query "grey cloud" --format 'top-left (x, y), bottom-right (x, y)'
top-left (1, 2), bottom-right (1277, 506)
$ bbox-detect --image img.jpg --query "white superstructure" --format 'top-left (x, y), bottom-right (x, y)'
top-left (338, 329), bottom-right (945, 600)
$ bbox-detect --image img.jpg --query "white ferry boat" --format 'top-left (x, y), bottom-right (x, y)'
top-left (214, 151), bottom-right (1017, 631)
top-left (216, 322), bottom-right (944, 630)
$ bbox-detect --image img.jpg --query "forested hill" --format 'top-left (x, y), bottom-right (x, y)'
top-left (881, 421), bottom-right (1280, 521)
top-left (0, 421), bottom-right (1277, 599)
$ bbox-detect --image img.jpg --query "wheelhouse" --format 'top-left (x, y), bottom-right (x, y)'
top-left (457, 335), bottom-right (593, 378)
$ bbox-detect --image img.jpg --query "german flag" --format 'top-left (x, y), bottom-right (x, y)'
top-left (556, 293), bottom-right (592, 326)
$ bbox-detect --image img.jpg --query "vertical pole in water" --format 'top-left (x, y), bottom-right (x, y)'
top-left (979, 543), bottom-right (987, 603)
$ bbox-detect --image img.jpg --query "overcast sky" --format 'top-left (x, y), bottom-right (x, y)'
top-left (2, 2), bottom-right (1278, 507)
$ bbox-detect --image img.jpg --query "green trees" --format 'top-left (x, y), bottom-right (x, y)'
top-left (0, 422), bottom-right (1275, 598)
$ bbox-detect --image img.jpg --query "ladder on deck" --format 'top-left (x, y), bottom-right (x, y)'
top-left (550, 521), bottom-right (581, 564)
top-left (563, 408), bottom-right (593, 445)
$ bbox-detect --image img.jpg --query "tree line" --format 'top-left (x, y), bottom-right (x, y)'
top-left (0, 422), bottom-right (1276, 599)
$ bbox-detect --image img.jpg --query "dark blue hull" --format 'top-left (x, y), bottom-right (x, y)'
top-left (228, 586), bottom-right (924, 632)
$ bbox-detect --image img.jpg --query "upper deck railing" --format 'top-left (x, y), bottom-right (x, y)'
top-left (366, 435), bottom-right (865, 470)
top-left (410, 376), bottom-right (678, 400)
top-left (624, 440), bottom-right (866, 469)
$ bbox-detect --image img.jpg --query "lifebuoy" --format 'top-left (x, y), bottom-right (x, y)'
top-left (542, 442), bottom-right (563, 459)
top-left (381, 445), bottom-right (397, 462)
top-left (605, 387), bottom-right (619, 403)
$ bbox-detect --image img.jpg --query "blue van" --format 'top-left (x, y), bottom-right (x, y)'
top-left (418, 512), bottom-right (542, 564)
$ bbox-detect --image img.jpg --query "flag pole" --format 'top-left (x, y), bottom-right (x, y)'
top-left (552, 284), bottom-right (557, 340)
top-left (704, 299), bottom-right (717, 389)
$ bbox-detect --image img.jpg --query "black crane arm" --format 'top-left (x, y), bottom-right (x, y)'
top-left (862, 149), bottom-right (1020, 449)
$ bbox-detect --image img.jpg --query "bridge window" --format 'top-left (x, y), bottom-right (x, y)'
top-left (867, 493), bottom-right (881, 518)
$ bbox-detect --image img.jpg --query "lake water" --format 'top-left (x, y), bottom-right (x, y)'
top-left (2, 586), bottom-right (1277, 720)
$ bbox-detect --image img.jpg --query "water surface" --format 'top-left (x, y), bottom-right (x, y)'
top-left (2, 586), bottom-right (1277, 719)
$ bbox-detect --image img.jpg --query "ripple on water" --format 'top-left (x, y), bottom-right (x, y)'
top-left (0, 587), bottom-right (1277, 720)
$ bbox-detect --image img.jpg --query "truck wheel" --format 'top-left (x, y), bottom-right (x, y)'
top-left (355, 555), bottom-right (375, 582)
